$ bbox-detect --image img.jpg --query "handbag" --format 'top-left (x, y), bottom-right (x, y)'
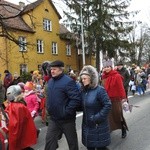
top-left (122, 99), bottom-right (132, 113)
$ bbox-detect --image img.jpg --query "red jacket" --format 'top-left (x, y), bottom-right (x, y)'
top-left (5, 102), bottom-right (37, 150)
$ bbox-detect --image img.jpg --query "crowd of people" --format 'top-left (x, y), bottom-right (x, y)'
top-left (0, 60), bottom-right (150, 150)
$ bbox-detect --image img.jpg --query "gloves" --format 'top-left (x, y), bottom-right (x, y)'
top-left (31, 110), bottom-right (36, 117)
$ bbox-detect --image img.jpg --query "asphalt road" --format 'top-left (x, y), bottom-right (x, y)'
top-left (33, 90), bottom-right (150, 150)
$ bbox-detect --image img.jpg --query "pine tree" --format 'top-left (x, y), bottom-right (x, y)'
top-left (62, 0), bottom-right (138, 71)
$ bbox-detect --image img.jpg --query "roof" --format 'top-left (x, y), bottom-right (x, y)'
top-left (59, 24), bottom-right (76, 40)
top-left (0, 0), bottom-right (62, 32)
top-left (22, 0), bottom-right (62, 19)
top-left (60, 24), bottom-right (70, 34)
top-left (0, 0), bottom-right (34, 32)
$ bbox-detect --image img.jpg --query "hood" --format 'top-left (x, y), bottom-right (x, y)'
top-left (79, 65), bottom-right (99, 88)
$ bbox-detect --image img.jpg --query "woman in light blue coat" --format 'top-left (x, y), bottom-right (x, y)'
top-left (79, 65), bottom-right (112, 150)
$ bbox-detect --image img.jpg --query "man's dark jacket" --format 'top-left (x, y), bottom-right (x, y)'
top-left (47, 73), bottom-right (81, 121)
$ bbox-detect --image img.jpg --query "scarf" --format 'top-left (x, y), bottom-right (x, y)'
top-left (102, 70), bottom-right (126, 101)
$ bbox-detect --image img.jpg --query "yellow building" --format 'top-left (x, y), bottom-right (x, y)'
top-left (0, 0), bottom-right (83, 78)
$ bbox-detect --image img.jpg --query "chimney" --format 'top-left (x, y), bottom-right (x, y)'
top-left (19, 1), bottom-right (25, 10)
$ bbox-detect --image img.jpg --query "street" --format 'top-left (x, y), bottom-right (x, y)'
top-left (33, 90), bottom-right (150, 150)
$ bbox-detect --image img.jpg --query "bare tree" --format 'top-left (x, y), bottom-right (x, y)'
top-left (0, 1), bottom-right (36, 67)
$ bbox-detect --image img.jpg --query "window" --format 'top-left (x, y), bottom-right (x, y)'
top-left (52, 42), bottom-right (58, 54)
top-left (37, 40), bottom-right (44, 53)
top-left (19, 36), bottom-right (27, 51)
top-left (20, 64), bottom-right (27, 75)
top-left (43, 19), bottom-right (52, 31)
top-left (66, 44), bottom-right (71, 56)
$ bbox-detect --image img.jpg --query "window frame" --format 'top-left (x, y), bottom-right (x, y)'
top-left (20, 64), bottom-right (28, 75)
top-left (43, 18), bottom-right (52, 31)
top-left (37, 39), bottom-right (44, 53)
top-left (52, 42), bottom-right (58, 54)
top-left (66, 44), bottom-right (71, 56)
top-left (18, 36), bottom-right (27, 52)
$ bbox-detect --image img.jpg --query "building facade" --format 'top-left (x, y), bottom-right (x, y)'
top-left (0, 0), bottom-right (96, 79)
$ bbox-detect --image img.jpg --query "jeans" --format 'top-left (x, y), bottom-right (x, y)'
top-left (137, 85), bottom-right (143, 95)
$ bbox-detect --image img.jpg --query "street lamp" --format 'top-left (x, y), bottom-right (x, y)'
top-left (80, 2), bottom-right (85, 66)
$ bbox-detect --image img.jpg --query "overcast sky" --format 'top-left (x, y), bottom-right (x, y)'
top-left (5, 0), bottom-right (150, 25)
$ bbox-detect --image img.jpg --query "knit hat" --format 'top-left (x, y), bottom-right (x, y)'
top-left (103, 60), bottom-right (113, 67)
top-left (24, 81), bottom-right (34, 91)
top-left (50, 60), bottom-right (64, 67)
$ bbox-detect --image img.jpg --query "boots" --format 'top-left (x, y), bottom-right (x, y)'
top-left (122, 125), bottom-right (127, 138)
top-left (37, 128), bottom-right (41, 138)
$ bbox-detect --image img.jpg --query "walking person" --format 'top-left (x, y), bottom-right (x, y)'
top-left (5, 85), bottom-right (37, 150)
top-left (3, 70), bottom-right (13, 90)
top-left (44, 60), bottom-right (81, 150)
top-left (23, 81), bottom-right (41, 138)
top-left (3, 70), bottom-right (13, 100)
top-left (116, 62), bottom-right (130, 100)
top-left (101, 60), bottom-right (128, 138)
top-left (135, 68), bottom-right (144, 95)
top-left (0, 74), bottom-right (5, 105)
top-left (11, 72), bottom-right (22, 85)
top-left (32, 70), bottom-right (43, 91)
top-left (146, 63), bottom-right (150, 79)
top-left (41, 61), bottom-right (51, 125)
top-left (24, 81), bottom-right (40, 118)
top-left (79, 65), bottom-right (112, 150)
top-left (129, 78), bottom-right (136, 96)
top-left (147, 74), bottom-right (150, 89)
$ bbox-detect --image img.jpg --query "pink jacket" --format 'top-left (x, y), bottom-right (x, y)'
top-left (24, 91), bottom-right (39, 116)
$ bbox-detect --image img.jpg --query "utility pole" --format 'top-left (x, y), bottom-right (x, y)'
top-left (80, 2), bottom-right (85, 66)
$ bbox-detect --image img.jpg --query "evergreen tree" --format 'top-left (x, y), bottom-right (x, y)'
top-left (62, 0), bottom-right (138, 71)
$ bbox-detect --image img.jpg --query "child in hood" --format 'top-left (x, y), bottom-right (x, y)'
top-left (24, 81), bottom-right (40, 118)
top-left (5, 85), bottom-right (37, 150)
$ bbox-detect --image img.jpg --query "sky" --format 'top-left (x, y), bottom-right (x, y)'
top-left (129, 0), bottom-right (150, 25)
top-left (5, 0), bottom-right (150, 26)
